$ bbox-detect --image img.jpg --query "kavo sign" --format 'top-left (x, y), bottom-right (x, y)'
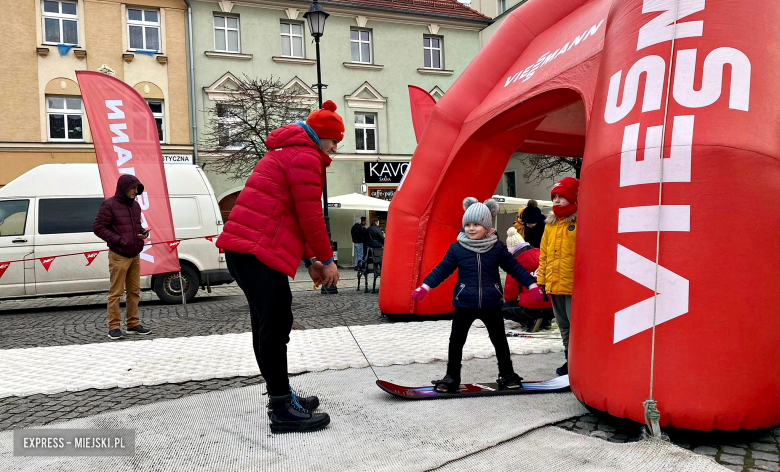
top-left (364, 162), bottom-right (409, 184)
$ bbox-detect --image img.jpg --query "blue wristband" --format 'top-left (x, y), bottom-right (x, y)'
top-left (321, 258), bottom-right (333, 265)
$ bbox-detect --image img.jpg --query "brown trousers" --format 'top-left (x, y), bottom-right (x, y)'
top-left (107, 251), bottom-right (141, 331)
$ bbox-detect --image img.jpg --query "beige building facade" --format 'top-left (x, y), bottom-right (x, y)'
top-left (0, 0), bottom-right (192, 187)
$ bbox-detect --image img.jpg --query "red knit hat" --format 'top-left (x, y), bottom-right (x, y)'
top-left (551, 176), bottom-right (579, 205)
top-left (306, 100), bottom-right (345, 141)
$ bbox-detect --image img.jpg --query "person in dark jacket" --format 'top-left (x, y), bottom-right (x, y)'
top-left (411, 198), bottom-right (543, 393)
top-left (366, 219), bottom-right (385, 249)
top-left (520, 200), bottom-right (546, 248)
top-left (351, 217), bottom-right (367, 268)
top-left (93, 174), bottom-right (152, 341)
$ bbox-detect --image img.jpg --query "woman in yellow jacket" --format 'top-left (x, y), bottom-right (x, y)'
top-left (537, 176), bottom-right (578, 376)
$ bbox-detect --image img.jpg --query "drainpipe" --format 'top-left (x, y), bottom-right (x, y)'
top-left (183, 0), bottom-right (198, 165)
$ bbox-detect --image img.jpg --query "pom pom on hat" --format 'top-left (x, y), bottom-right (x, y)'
top-left (484, 199), bottom-right (499, 217)
top-left (506, 227), bottom-right (525, 252)
top-left (462, 197), bottom-right (479, 211)
top-left (306, 100), bottom-right (345, 141)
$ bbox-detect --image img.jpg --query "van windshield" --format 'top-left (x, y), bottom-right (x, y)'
top-left (0, 200), bottom-right (30, 237)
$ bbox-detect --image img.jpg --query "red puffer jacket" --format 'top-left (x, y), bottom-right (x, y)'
top-left (216, 124), bottom-right (333, 278)
top-left (504, 244), bottom-right (552, 310)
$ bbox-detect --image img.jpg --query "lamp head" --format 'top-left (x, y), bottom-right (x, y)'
top-left (304, 1), bottom-right (329, 38)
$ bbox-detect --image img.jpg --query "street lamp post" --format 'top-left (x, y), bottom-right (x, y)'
top-left (304, 1), bottom-right (338, 294)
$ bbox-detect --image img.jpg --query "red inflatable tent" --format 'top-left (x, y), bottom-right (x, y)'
top-left (380, 0), bottom-right (780, 431)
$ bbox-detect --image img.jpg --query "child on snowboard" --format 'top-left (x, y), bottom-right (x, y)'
top-left (411, 197), bottom-right (544, 393)
top-left (537, 177), bottom-right (579, 376)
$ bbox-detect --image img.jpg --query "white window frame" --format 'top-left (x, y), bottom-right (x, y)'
top-left (41, 0), bottom-right (80, 46)
top-left (146, 100), bottom-right (165, 143)
top-left (280, 21), bottom-right (305, 58)
top-left (216, 104), bottom-right (244, 150)
top-left (350, 28), bottom-right (372, 64)
top-left (213, 15), bottom-right (240, 53)
top-left (498, 0), bottom-right (508, 15)
top-left (423, 35), bottom-right (443, 70)
top-left (354, 113), bottom-right (378, 154)
top-left (46, 96), bottom-right (84, 142)
top-left (127, 8), bottom-right (161, 52)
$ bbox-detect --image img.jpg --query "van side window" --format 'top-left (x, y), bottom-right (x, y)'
top-left (0, 200), bottom-right (30, 237)
top-left (39, 198), bottom-right (104, 234)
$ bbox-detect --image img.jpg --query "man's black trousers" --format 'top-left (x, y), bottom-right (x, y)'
top-left (225, 250), bottom-right (293, 397)
top-left (447, 306), bottom-right (515, 379)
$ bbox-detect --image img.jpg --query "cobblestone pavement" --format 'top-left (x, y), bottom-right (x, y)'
top-left (554, 414), bottom-right (780, 472)
top-left (1, 267), bottom-right (778, 471)
top-left (0, 268), bottom-right (387, 350)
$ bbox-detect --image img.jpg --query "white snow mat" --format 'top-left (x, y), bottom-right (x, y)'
top-left (0, 321), bottom-right (563, 398)
top-left (1, 355), bottom-right (588, 471)
top-left (438, 427), bottom-right (728, 471)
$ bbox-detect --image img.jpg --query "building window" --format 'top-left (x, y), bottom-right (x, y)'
top-left (42, 1), bottom-right (79, 45)
top-left (504, 171), bottom-right (516, 198)
top-left (214, 15), bottom-right (240, 53)
top-left (423, 36), bottom-right (443, 69)
top-left (350, 29), bottom-right (372, 63)
top-left (46, 96), bottom-right (83, 141)
top-left (280, 22), bottom-right (304, 58)
top-left (216, 104), bottom-right (243, 149)
top-left (498, 0), bottom-right (507, 14)
top-left (147, 100), bottom-right (164, 143)
top-left (355, 113), bottom-right (377, 153)
top-left (127, 8), bottom-right (160, 52)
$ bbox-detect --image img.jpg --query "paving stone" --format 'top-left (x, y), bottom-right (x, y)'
top-left (590, 430), bottom-right (613, 440)
top-left (720, 454), bottom-right (745, 466)
top-left (694, 446), bottom-right (718, 456)
top-left (753, 452), bottom-right (780, 462)
top-left (579, 415), bottom-right (598, 423)
top-left (753, 460), bottom-right (780, 472)
top-left (723, 446), bottom-right (748, 455)
top-left (754, 444), bottom-right (780, 453)
top-left (721, 466), bottom-right (743, 472)
top-left (597, 423), bottom-right (617, 432)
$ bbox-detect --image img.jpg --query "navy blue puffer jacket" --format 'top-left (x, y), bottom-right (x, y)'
top-left (423, 240), bottom-right (537, 309)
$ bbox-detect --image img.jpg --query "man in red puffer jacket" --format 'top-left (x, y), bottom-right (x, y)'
top-left (503, 227), bottom-right (554, 332)
top-left (216, 100), bottom-right (343, 434)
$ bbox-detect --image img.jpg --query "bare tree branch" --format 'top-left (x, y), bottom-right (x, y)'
top-left (520, 154), bottom-right (582, 184)
top-left (201, 75), bottom-right (313, 180)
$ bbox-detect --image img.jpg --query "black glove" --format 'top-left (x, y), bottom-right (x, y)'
top-left (539, 285), bottom-right (548, 301)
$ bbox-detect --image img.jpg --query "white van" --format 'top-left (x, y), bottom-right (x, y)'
top-left (0, 163), bottom-right (233, 304)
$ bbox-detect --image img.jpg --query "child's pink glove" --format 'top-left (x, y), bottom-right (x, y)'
top-left (528, 284), bottom-right (543, 303)
top-left (412, 285), bottom-right (430, 302)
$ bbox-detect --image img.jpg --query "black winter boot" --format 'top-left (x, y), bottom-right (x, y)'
top-left (497, 372), bottom-right (523, 390)
top-left (267, 394), bottom-right (330, 434)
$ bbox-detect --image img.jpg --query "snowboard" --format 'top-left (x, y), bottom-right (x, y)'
top-left (376, 375), bottom-right (570, 400)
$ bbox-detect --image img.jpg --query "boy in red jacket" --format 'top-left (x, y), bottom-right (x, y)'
top-left (216, 101), bottom-right (343, 434)
top-left (503, 227), bottom-right (554, 332)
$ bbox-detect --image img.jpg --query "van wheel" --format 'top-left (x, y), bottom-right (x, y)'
top-left (154, 265), bottom-right (198, 304)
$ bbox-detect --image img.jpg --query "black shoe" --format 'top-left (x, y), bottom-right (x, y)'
top-left (431, 374), bottom-right (460, 393)
top-left (126, 325), bottom-right (151, 335)
top-left (497, 373), bottom-right (523, 390)
top-left (268, 394), bottom-right (330, 434)
top-left (107, 329), bottom-right (124, 340)
top-left (556, 362), bottom-right (568, 376)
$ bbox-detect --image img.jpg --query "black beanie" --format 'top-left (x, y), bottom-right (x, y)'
top-left (521, 205), bottom-right (544, 224)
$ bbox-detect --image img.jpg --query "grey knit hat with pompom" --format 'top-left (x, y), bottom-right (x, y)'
top-left (462, 197), bottom-right (499, 231)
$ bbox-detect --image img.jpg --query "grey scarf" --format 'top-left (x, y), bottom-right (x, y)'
top-left (457, 231), bottom-right (498, 254)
